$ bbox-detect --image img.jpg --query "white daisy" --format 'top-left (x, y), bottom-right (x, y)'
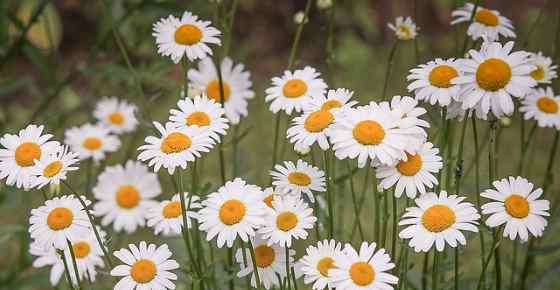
top-left (30, 145), bottom-right (79, 189)
top-left (528, 52), bottom-right (558, 84)
top-left (520, 87), bottom-right (560, 129)
top-left (169, 95), bottom-right (229, 141)
top-left (454, 41), bottom-right (536, 117)
top-left (298, 239), bottom-right (343, 290)
top-left (446, 100), bottom-right (488, 121)
top-left (188, 57), bottom-right (254, 124)
top-left (111, 242), bottom-right (179, 290)
top-left (481, 176), bottom-right (550, 241)
top-left (330, 242), bottom-right (398, 290)
top-left (260, 186), bottom-right (281, 209)
top-left (287, 108), bottom-right (336, 151)
top-left (306, 88), bottom-right (357, 113)
top-left (64, 123), bottom-right (121, 161)
top-left (93, 160), bottom-right (161, 233)
top-left (270, 159), bottom-right (326, 202)
top-left (258, 195), bottom-right (317, 247)
top-left (451, 3), bottom-right (515, 42)
top-left (93, 97), bottom-right (138, 134)
top-left (152, 11), bottom-right (221, 63)
top-left (147, 192), bottom-right (201, 236)
top-left (265, 66), bottom-right (328, 115)
top-left (29, 195), bottom-right (91, 249)
top-left (0, 124), bottom-right (60, 189)
top-left (399, 191), bottom-right (480, 252)
top-left (407, 58), bottom-right (463, 106)
top-left (137, 121), bottom-right (214, 175)
top-left (198, 178), bottom-right (266, 248)
top-left (386, 95), bottom-right (429, 154)
top-left (388, 16), bottom-right (418, 40)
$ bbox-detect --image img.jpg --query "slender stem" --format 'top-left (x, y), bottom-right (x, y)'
top-left (381, 41), bottom-right (399, 100)
top-left (66, 239), bottom-right (82, 290)
top-left (227, 248), bottom-right (235, 290)
top-left (476, 228), bottom-right (504, 290)
top-left (285, 245), bottom-right (292, 290)
top-left (213, 56), bottom-right (227, 185)
top-left (323, 151), bottom-right (334, 238)
top-left (291, 266), bottom-right (299, 290)
top-left (381, 190), bottom-right (389, 248)
top-left (347, 161), bottom-right (364, 240)
top-left (454, 247), bottom-right (459, 290)
top-left (373, 172), bottom-right (380, 241)
top-left (271, 114), bottom-right (282, 173)
top-left (518, 123), bottom-right (537, 175)
top-left (459, 0), bottom-right (481, 56)
top-left (181, 58), bottom-right (190, 98)
top-left (510, 242), bottom-right (518, 290)
top-left (454, 113), bottom-right (469, 194)
top-left (471, 116), bottom-right (486, 284)
top-left (421, 252), bottom-right (429, 290)
top-left (437, 108), bottom-right (448, 191)
top-left (247, 240), bottom-right (263, 290)
top-left (59, 249), bottom-right (76, 290)
top-left (391, 192), bottom-right (398, 256)
top-left (176, 172), bottom-right (202, 282)
top-left (287, 0), bottom-right (313, 70)
top-left (324, 0), bottom-right (336, 84)
top-left (432, 250), bottom-right (439, 290)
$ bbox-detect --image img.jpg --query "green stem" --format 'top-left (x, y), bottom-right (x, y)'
top-left (285, 245), bottom-right (292, 290)
top-left (323, 151), bottom-right (334, 238)
top-left (454, 247), bottom-right (459, 290)
top-left (391, 192), bottom-right (398, 256)
top-left (381, 190), bottom-right (389, 248)
top-left (453, 113), bottom-right (469, 194)
top-left (66, 239), bottom-right (82, 290)
top-left (421, 252), bottom-right (429, 290)
top-left (437, 108), bottom-right (449, 191)
top-left (324, 0), bottom-right (336, 84)
top-left (287, 0), bottom-right (313, 69)
top-left (459, 0), bottom-right (481, 56)
top-left (510, 242), bottom-right (518, 290)
top-left (476, 228), bottom-right (504, 290)
top-left (59, 249), bottom-right (76, 290)
top-left (213, 55), bottom-right (227, 185)
top-left (373, 172), bottom-right (380, 241)
top-left (271, 114), bottom-right (282, 174)
top-left (350, 168), bottom-right (370, 240)
top-left (181, 58), bottom-right (190, 99)
top-left (248, 240), bottom-right (263, 290)
top-left (432, 250), bottom-right (439, 290)
top-left (347, 161), bottom-right (364, 240)
top-left (471, 116), bottom-right (486, 285)
top-left (381, 41), bottom-right (399, 100)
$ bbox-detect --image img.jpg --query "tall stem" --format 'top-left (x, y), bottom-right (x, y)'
top-left (453, 114), bottom-right (469, 194)
top-left (176, 171), bottom-right (202, 282)
top-left (323, 151), bottom-right (334, 238)
top-left (66, 239), bottom-right (82, 290)
top-left (347, 161), bottom-right (364, 240)
top-left (391, 192), bottom-right (398, 256)
top-left (59, 249), bottom-right (76, 290)
top-left (488, 117), bottom-right (501, 290)
top-left (381, 41), bottom-right (399, 100)
top-left (421, 252), bottom-right (429, 290)
top-left (247, 240), bottom-right (263, 290)
top-left (285, 245), bottom-right (292, 290)
top-left (437, 108), bottom-right (449, 191)
top-left (471, 115), bottom-right (486, 284)
top-left (459, 0), bottom-right (481, 56)
top-left (432, 250), bottom-right (439, 290)
top-left (287, 0), bottom-right (313, 70)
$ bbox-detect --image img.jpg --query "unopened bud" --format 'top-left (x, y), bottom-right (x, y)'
top-left (499, 116), bottom-right (511, 128)
top-left (317, 0), bottom-right (333, 10)
top-left (293, 11), bottom-right (308, 25)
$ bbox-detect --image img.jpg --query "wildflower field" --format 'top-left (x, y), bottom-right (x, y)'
top-left (1, 0), bottom-right (560, 289)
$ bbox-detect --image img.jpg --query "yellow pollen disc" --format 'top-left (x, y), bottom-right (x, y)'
top-left (263, 195), bottom-right (274, 208)
top-left (429, 65), bottom-right (458, 88)
top-left (162, 201), bottom-right (182, 218)
top-left (282, 79), bottom-right (308, 98)
top-left (476, 58), bottom-right (512, 91)
top-left (108, 112), bottom-right (125, 125)
top-left (15, 142), bottom-right (41, 167)
top-left (397, 153), bottom-right (423, 176)
top-left (349, 262), bottom-right (375, 286)
top-left (287, 172), bottom-right (311, 186)
top-left (475, 9), bottom-right (499, 27)
top-left (321, 100), bottom-right (342, 111)
top-left (130, 259), bottom-right (157, 284)
top-left (47, 207), bottom-right (74, 231)
top-left (317, 257), bottom-right (335, 277)
top-left (115, 185), bottom-right (141, 209)
top-left (304, 110), bottom-right (334, 133)
top-left (254, 245), bottom-right (275, 268)
top-left (83, 137), bottom-right (102, 151)
top-left (206, 80), bottom-right (231, 102)
top-left (72, 241), bottom-right (91, 259)
top-left (397, 26), bottom-right (413, 39)
top-left (174, 24), bottom-right (202, 45)
top-left (276, 211), bottom-right (298, 232)
top-left (186, 111), bottom-right (211, 127)
top-left (219, 199), bottom-right (246, 225)
top-left (504, 194), bottom-right (530, 218)
top-left (160, 132), bottom-right (192, 154)
top-left (43, 160), bottom-right (63, 177)
top-left (422, 205), bottom-right (456, 233)
top-left (536, 97), bottom-right (559, 114)
top-left (530, 66), bottom-right (545, 81)
top-left (352, 120), bottom-right (385, 145)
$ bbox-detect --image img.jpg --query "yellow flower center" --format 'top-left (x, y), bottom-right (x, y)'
top-left (130, 259), bottom-right (157, 284)
top-left (83, 137), bottom-right (102, 151)
top-left (349, 262), bottom-right (375, 286)
top-left (108, 112), bottom-right (125, 125)
top-left (317, 257), bottom-right (336, 277)
top-left (276, 211), bottom-right (298, 231)
top-left (72, 241), bottom-right (91, 259)
top-left (15, 142), bottom-right (41, 167)
top-left (397, 26), bottom-right (413, 40)
top-left (429, 65), bottom-right (458, 88)
top-left (397, 153), bottom-right (423, 176)
top-left (475, 9), bottom-right (499, 27)
top-left (206, 80), bottom-right (231, 102)
top-left (304, 110), bottom-right (334, 133)
top-left (43, 160), bottom-right (63, 177)
top-left (504, 194), bottom-right (530, 218)
top-left (162, 201), bottom-right (182, 218)
top-left (352, 120), bottom-right (385, 145)
top-left (287, 172), bottom-right (311, 186)
top-left (47, 207), bottom-right (74, 231)
top-left (254, 245), bottom-right (275, 268)
top-left (186, 111), bottom-right (211, 127)
top-left (536, 96), bottom-right (559, 114)
top-left (321, 100), bottom-right (342, 111)
top-left (160, 132), bottom-right (192, 154)
top-left (219, 199), bottom-right (246, 225)
top-left (115, 185), bottom-right (141, 209)
top-left (476, 58), bottom-right (512, 91)
top-left (282, 79), bottom-right (308, 98)
top-left (422, 205), bottom-right (456, 232)
top-left (174, 24), bottom-right (202, 45)
top-left (530, 65), bottom-right (545, 81)
top-left (263, 194), bottom-right (274, 208)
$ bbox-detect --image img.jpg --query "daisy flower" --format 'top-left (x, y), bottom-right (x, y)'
top-left (376, 142), bottom-right (443, 198)
top-left (520, 87), bottom-right (560, 129)
top-left (388, 16), bottom-right (418, 41)
top-left (93, 160), bottom-right (161, 233)
top-left (236, 235), bottom-right (294, 290)
top-left (528, 52), bottom-right (558, 84)
top-left (330, 242), bottom-right (398, 290)
top-left (29, 195), bottom-right (91, 249)
top-left (386, 95), bottom-right (429, 154)
top-left (64, 123), bottom-right (121, 161)
top-left (451, 3), bottom-right (515, 41)
top-left (481, 176), bottom-right (550, 241)
top-left (152, 11), bottom-right (221, 63)
top-left (31, 146), bottom-right (79, 189)
top-left (198, 178), bottom-right (266, 248)
top-left (270, 159), bottom-right (326, 202)
top-left (298, 239), bottom-right (343, 290)
top-left (93, 97), bottom-right (138, 134)
top-left (0, 124), bottom-right (60, 189)
top-left (306, 88), bottom-right (357, 112)
top-left (111, 242), bottom-right (179, 290)
top-left (287, 108), bottom-right (336, 151)
top-left (188, 57), bottom-right (254, 124)
top-left (169, 95), bottom-right (229, 142)
top-left (399, 191), bottom-right (480, 252)
top-left (137, 121), bottom-right (213, 175)
top-left (265, 66), bottom-right (328, 115)
top-left (258, 195), bottom-right (317, 247)
top-left (407, 58), bottom-right (463, 106)
top-left (454, 41), bottom-right (536, 117)
top-left (147, 192), bottom-right (201, 236)
top-left (261, 186), bottom-right (280, 209)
